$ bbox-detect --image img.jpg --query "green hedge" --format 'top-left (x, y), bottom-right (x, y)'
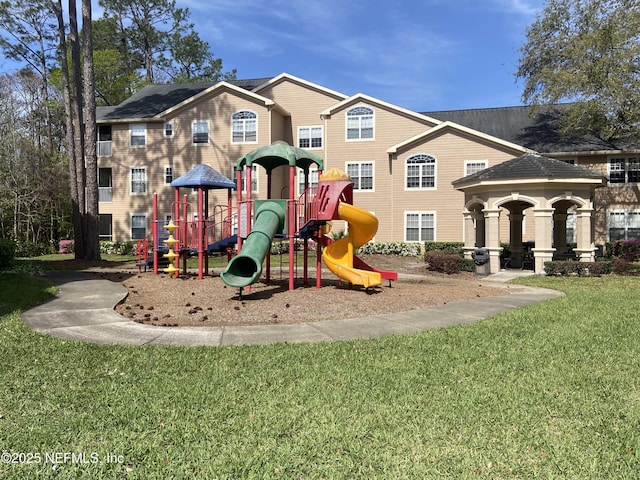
top-left (606, 240), bottom-right (640, 261)
top-left (423, 242), bottom-right (464, 255)
top-left (0, 238), bottom-right (16, 268)
top-left (544, 260), bottom-right (611, 276)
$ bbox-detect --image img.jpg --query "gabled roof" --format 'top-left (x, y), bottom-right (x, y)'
top-left (425, 105), bottom-right (639, 154)
top-left (452, 153), bottom-right (607, 189)
top-left (387, 121), bottom-right (528, 156)
top-left (96, 77), bottom-right (274, 122)
top-left (170, 164), bottom-right (236, 189)
top-left (321, 93), bottom-right (441, 125)
top-left (253, 73), bottom-right (347, 101)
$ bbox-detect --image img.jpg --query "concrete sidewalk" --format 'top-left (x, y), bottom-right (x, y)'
top-left (21, 270), bottom-right (562, 347)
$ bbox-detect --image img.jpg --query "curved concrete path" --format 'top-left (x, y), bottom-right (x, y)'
top-left (22, 271), bottom-right (563, 347)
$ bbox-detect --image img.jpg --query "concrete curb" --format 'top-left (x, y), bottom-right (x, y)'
top-left (21, 271), bottom-right (563, 347)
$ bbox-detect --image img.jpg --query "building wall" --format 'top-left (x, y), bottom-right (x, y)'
top-left (98, 75), bottom-right (629, 248)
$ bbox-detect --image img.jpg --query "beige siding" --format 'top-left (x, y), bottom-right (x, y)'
top-left (99, 74), bottom-right (626, 248)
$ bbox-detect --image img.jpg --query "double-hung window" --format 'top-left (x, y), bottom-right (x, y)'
top-left (298, 126), bottom-right (323, 149)
top-left (405, 212), bottom-right (435, 242)
top-left (406, 154), bottom-right (436, 189)
top-left (465, 160), bottom-right (487, 176)
top-left (130, 123), bottom-right (146, 147)
top-left (610, 157), bottom-right (640, 183)
top-left (346, 106), bottom-right (374, 140)
top-left (131, 214), bottom-right (147, 240)
top-left (298, 169), bottom-right (319, 195)
top-left (232, 111), bottom-right (257, 143)
top-left (164, 166), bottom-right (173, 185)
top-left (346, 162), bottom-right (374, 191)
top-left (131, 167), bottom-right (147, 194)
top-left (232, 165), bottom-right (258, 193)
top-left (192, 121), bottom-right (209, 144)
top-left (609, 211), bottom-right (640, 240)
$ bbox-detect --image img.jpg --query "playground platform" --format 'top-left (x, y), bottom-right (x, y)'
top-left (21, 270), bottom-right (562, 347)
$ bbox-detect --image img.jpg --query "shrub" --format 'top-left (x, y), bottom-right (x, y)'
top-left (424, 251), bottom-right (462, 274)
top-left (0, 238), bottom-right (16, 268)
top-left (544, 260), bottom-right (611, 276)
top-left (460, 258), bottom-right (476, 272)
top-left (423, 242), bottom-right (464, 255)
top-left (356, 242), bottom-right (421, 257)
top-left (607, 239), bottom-right (640, 261)
top-left (100, 241), bottom-right (137, 256)
top-left (14, 241), bottom-right (55, 257)
top-left (611, 258), bottom-right (640, 276)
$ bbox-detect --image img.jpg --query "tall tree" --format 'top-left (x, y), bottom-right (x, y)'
top-left (96, 0), bottom-right (234, 92)
top-left (517, 0), bottom-right (640, 141)
top-left (82, 0), bottom-right (100, 260)
top-left (0, 0), bottom-right (57, 152)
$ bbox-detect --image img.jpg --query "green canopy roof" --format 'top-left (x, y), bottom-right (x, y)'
top-left (236, 141), bottom-right (324, 172)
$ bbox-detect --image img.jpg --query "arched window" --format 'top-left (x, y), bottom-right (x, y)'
top-left (346, 106), bottom-right (374, 140)
top-left (232, 111), bottom-right (257, 143)
top-left (405, 154), bottom-right (436, 189)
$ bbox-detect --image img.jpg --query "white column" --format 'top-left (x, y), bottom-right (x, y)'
top-left (462, 211), bottom-right (476, 259)
top-left (483, 209), bottom-right (502, 274)
top-left (532, 208), bottom-right (555, 273)
top-left (574, 207), bottom-right (596, 262)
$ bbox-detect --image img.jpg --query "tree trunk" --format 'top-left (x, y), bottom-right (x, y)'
top-left (82, 0), bottom-right (100, 261)
top-left (50, 0), bottom-right (82, 258)
top-left (68, 0), bottom-right (86, 259)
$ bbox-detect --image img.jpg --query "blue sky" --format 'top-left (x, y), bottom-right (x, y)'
top-left (183, 0), bottom-right (547, 112)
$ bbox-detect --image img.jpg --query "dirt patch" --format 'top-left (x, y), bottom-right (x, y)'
top-left (96, 255), bottom-right (514, 327)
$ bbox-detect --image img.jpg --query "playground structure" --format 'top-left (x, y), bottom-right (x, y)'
top-left (221, 142), bottom-right (397, 291)
top-left (141, 142), bottom-right (396, 290)
top-left (137, 164), bottom-right (237, 278)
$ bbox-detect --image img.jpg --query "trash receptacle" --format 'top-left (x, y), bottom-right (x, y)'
top-left (472, 248), bottom-right (490, 276)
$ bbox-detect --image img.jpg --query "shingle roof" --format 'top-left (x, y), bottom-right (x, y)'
top-left (425, 105), bottom-right (637, 154)
top-left (97, 77), bottom-right (273, 121)
top-left (170, 164), bottom-right (236, 189)
top-left (452, 153), bottom-right (606, 188)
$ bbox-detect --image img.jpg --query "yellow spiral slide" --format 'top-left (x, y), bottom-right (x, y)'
top-left (322, 202), bottom-right (382, 288)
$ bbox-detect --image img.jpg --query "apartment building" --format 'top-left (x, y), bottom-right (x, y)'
top-left (96, 73), bottom-right (637, 269)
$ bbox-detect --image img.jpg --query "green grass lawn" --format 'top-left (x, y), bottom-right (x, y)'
top-left (1, 264), bottom-right (639, 478)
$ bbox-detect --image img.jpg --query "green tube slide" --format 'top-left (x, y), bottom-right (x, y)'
top-left (220, 201), bottom-right (286, 288)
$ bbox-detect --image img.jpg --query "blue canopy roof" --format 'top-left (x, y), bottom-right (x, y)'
top-left (171, 164), bottom-right (236, 189)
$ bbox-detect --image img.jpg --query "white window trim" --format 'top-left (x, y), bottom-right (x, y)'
top-left (231, 110), bottom-right (258, 144)
top-left (129, 123), bottom-right (146, 148)
top-left (164, 122), bottom-right (174, 138)
top-left (192, 120), bottom-right (210, 145)
top-left (609, 157), bottom-right (640, 184)
top-left (608, 209), bottom-right (640, 241)
top-left (345, 105), bottom-right (375, 142)
top-left (297, 168), bottom-right (319, 196)
top-left (404, 211), bottom-right (436, 242)
top-left (464, 160), bottom-right (488, 176)
top-left (404, 154), bottom-right (437, 191)
top-left (164, 165), bottom-right (173, 185)
top-left (130, 213), bottom-right (147, 241)
top-left (297, 125), bottom-right (323, 150)
top-left (232, 165), bottom-right (259, 193)
top-left (130, 166), bottom-right (147, 195)
top-left (345, 161), bottom-right (375, 192)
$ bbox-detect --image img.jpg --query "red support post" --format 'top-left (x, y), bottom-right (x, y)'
top-left (197, 187), bottom-right (204, 279)
top-left (153, 193), bottom-right (158, 275)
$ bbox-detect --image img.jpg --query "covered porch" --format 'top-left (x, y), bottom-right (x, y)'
top-left (452, 153), bottom-right (607, 274)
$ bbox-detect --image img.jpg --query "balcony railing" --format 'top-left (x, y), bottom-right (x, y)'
top-left (98, 187), bottom-right (112, 203)
top-left (97, 140), bottom-right (112, 157)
